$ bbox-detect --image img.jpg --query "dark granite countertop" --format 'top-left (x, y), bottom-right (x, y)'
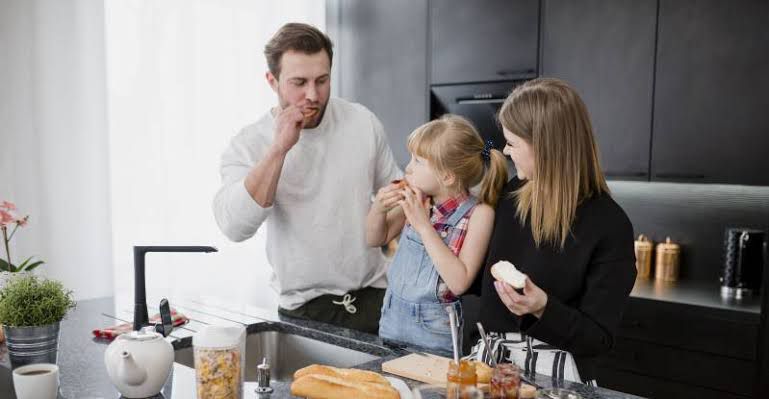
top-left (0, 296), bottom-right (644, 399)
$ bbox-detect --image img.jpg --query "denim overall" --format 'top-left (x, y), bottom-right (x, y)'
top-left (379, 197), bottom-right (478, 354)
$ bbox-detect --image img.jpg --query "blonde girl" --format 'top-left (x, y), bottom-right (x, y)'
top-left (366, 115), bottom-right (507, 353)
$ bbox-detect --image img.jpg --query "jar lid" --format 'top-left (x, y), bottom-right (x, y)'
top-left (657, 237), bottom-right (680, 251)
top-left (635, 235), bottom-right (653, 248)
top-left (193, 325), bottom-right (245, 349)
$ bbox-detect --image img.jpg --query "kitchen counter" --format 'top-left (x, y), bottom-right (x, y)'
top-left (0, 297), bottom-right (644, 399)
top-left (630, 278), bottom-right (761, 316)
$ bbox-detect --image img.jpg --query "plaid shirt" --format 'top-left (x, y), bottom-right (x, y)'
top-left (431, 195), bottom-right (476, 302)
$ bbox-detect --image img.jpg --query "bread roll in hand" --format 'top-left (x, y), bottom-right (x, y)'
top-left (491, 261), bottom-right (527, 289)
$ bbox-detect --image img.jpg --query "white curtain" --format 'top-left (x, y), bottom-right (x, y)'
top-left (1, 0), bottom-right (325, 306)
top-left (0, 0), bottom-right (113, 300)
top-left (104, 0), bottom-right (325, 311)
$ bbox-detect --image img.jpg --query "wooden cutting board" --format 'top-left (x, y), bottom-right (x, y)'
top-left (381, 353), bottom-right (452, 385)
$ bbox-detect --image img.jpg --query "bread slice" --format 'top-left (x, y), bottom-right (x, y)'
top-left (391, 179), bottom-right (408, 190)
top-left (290, 374), bottom-right (399, 399)
top-left (490, 261), bottom-right (527, 289)
top-left (301, 108), bottom-right (319, 118)
top-left (293, 364), bottom-right (390, 386)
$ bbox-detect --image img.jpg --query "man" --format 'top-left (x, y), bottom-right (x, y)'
top-left (213, 23), bottom-right (401, 334)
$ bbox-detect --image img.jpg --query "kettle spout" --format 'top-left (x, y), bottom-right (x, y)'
top-left (117, 350), bottom-right (148, 386)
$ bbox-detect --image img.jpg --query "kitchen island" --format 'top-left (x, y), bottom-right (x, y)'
top-left (0, 297), bottom-right (644, 398)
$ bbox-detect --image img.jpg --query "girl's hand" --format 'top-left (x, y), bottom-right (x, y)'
top-left (494, 277), bottom-right (548, 318)
top-left (372, 182), bottom-right (404, 214)
top-left (398, 186), bottom-right (431, 235)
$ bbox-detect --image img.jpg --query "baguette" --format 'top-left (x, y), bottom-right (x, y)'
top-left (293, 364), bottom-right (390, 385)
top-left (290, 374), bottom-right (399, 399)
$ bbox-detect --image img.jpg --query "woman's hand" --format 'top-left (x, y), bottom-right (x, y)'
top-left (398, 187), bottom-right (431, 235)
top-left (372, 182), bottom-right (404, 214)
top-left (494, 277), bottom-right (548, 318)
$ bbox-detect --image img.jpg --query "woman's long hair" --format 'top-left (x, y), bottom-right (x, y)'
top-left (498, 78), bottom-right (609, 249)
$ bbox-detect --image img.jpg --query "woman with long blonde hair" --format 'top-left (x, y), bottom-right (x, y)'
top-left (471, 78), bottom-right (636, 384)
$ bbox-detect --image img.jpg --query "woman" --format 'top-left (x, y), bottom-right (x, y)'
top-left (474, 78), bottom-right (636, 384)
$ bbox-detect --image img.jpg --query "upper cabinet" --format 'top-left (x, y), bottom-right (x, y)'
top-left (651, 0), bottom-right (769, 185)
top-left (334, 0), bottom-right (429, 167)
top-left (430, 0), bottom-right (540, 85)
top-left (542, 0), bottom-right (657, 180)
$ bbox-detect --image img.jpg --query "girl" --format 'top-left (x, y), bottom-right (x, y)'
top-left (366, 115), bottom-right (507, 353)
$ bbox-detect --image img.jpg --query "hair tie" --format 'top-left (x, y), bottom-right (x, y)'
top-left (481, 140), bottom-right (494, 164)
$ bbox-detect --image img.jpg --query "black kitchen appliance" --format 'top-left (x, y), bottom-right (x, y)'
top-left (721, 228), bottom-right (766, 299)
top-left (430, 80), bottom-right (531, 153)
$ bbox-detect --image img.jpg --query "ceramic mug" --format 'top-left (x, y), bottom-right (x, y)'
top-left (12, 363), bottom-right (59, 399)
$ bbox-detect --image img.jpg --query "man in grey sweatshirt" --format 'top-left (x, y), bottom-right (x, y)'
top-left (212, 23), bottom-right (401, 333)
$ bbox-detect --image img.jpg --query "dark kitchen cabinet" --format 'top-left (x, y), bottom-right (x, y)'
top-left (332, 0), bottom-right (429, 167)
top-left (595, 297), bottom-right (761, 399)
top-left (430, 0), bottom-right (539, 85)
top-left (541, 0), bottom-right (657, 180)
top-left (651, 0), bottom-right (769, 185)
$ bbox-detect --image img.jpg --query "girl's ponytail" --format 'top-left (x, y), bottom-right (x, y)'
top-left (479, 148), bottom-right (508, 207)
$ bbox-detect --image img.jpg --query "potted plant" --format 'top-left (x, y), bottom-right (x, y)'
top-left (0, 274), bottom-right (75, 367)
top-left (0, 200), bottom-right (45, 343)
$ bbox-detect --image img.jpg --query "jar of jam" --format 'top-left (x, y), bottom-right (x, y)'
top-left (446, 360), bottom-right (477, 399)
top-left (490, 363), bottom-right (520, 398)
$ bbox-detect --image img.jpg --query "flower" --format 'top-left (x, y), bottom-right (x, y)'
top-left (0, 210), bottom-right (13, 227)
top-left (0, 201), bottom-right (43, 273)
top-left (16, 216), bottom-right (29, 227)
top-left (0, 201), bottom-right (16, 211)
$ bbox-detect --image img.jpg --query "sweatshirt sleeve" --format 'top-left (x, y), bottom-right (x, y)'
top-left (519, 215), bottom-right (637, 357)
top-left (212, 131), bottom-right (272, 242)
top-left (370, 112), bottom-right (403, 191)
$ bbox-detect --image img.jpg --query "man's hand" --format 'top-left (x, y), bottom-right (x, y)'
top-left (272, 102), bottom-right (308, 155)
top-left (372, 182), bottom-right (405, 215)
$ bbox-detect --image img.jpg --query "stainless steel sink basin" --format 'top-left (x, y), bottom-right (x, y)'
top-left (174, 329), bottom-right (381, 381)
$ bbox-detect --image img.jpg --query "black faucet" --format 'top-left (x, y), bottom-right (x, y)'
top-left (133, 245), bottom-right (218, 331)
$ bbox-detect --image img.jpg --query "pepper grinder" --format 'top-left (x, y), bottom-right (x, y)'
top-left (255, 357), bottom-right (273, 394)
top-left (655, 237), bottom-right (680, 282)
top-left (634, 234), bottom-right (653, 279)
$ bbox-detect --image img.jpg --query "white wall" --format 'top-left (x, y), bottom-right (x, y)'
top-left (104, 1), bottom-right (325, 310)
top-left (1, 0), bottom-right (326, 306)
top-left (0, 0), bottom-right (113, 300)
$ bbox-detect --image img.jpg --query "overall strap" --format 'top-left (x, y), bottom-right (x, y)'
top-left (444, 196), bottom-right (478, 227)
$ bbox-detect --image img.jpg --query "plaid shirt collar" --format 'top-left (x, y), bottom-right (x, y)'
top-left (431, 193), bottom-right (470, 225)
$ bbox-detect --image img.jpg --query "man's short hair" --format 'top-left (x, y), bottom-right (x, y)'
top-left (264, 23), bottom-right (334, 79)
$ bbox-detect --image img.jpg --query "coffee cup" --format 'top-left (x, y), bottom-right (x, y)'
top-left (12, 363), bottom-right (59, 399)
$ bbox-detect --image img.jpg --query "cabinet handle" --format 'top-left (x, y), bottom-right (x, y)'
top-left (456, 98), bottom-right (505, 105)
top-left (654, 173), bottom-right (705, 179)
top-left (605, 171), bottom-right (648, 178)
top-left (495, 69), bottom-right (536, 78)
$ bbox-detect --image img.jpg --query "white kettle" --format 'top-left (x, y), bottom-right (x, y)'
top-left (104, 327), bottom-right (174, 398)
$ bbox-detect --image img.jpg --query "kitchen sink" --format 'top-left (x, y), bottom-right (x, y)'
top-left (174, 328), bottom-right (382, 381)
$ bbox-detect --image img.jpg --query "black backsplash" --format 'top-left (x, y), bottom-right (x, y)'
top-left (608, 181), bottom-right (769, 283)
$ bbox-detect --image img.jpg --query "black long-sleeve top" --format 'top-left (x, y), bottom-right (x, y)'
top-left (472, 178), bottom-right (637, 380)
